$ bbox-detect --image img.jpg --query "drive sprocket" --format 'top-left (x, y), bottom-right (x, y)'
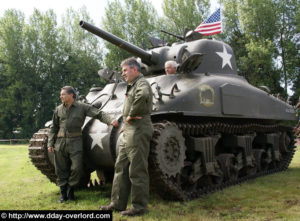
top-left (150, 121), bottom-right (186, 178)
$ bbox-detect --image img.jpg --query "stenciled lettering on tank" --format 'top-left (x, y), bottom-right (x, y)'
top-left (285, 108), bottom-right (295, 114)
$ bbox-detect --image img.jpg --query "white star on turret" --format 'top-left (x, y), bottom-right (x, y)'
top-left (216, 45), bottom-right (233, 69)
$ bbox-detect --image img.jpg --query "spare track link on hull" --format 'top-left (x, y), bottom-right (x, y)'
top-left (28, 128), bottom-right (56, 183)
top-left (149, 120), bottom-right (296, 201)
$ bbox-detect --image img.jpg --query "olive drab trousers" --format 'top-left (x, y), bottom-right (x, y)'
top-left (111, 118), bottom-right (153, 211)
top-left (54, 137), bottom-right (83, 187)
top-left (48, 100), bottom-right (113, 189)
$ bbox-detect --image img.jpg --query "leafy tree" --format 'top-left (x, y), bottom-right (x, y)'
top-left (273, 0), bottom-right (300, 96)
top-left (0, 8), bottom-right (104, 138)
top-left (220, 0), bottom-right (248, 76)
top-left (242, 39), bottom-right (282, 92)
top-left (102, 0), bottom-right (159, 69)
top-left (238, 0), bottom-right (277, 40)
top-left (161, 0), bottom-right (210, 37)
top-left (59, 7), bottom-right (104, 95)
top-left (22, 9), bottom-right (61, 136)
top-left (290, 6), bottom-right (300, 102)
top-left (235, 0), bottom-right (280, 93)
top-left (0, 10), bottom-right (26, 138)
top-left (291, 76), bottom-right (300, 104)
top-left (221, 0), bottom-right (299, 97)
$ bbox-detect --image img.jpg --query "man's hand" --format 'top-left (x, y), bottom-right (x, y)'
top-left (125, 116), bottom-right (142, 125)
top-left (48, 147), bottom-right (54, 153)
top-left (110, 120), bottom-right (119, 128)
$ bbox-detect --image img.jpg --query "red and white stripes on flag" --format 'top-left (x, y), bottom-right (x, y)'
top-left (195, 8), bottom-right (222, 36)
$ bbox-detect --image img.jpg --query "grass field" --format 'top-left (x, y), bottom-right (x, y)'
top-left (0, 144), bottom-right (300, 221)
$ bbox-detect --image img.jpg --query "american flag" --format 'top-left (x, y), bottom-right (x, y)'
top-left (195, 8), bottom-right (222, 36)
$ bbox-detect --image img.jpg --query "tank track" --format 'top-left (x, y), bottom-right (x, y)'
top-left (29, 129), bottom-right (98, 187)
top-left (28, 128), bottom-right (56, 183)
top-left (149, 120), bottom-right (296, 201)
top-left (29, 122), bottom-right (296, 198)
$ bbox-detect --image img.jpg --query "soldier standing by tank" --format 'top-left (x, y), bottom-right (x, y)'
top-left (101, 57), bottom-right (153, 216)
top-left (47, 86), bottom-right (118, 203)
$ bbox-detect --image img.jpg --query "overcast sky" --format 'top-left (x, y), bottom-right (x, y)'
top-left (0, 0), bottom-right (219, 25)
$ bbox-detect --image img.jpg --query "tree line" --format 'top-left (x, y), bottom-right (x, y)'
top-left (0, 0), bottom-right (299, 138)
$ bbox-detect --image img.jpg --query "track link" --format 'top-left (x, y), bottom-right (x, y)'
top-left (28, 129), bottom-right (94, 187)
top-left (28, 128), bottom-right (56, 183)
top-left (29, 122), bottom-right (296, 198)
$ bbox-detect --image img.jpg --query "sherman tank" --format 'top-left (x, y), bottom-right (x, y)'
top-left (29, 21), bottom-right (297, 200)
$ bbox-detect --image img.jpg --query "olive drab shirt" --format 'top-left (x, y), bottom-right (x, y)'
top-left (47, 101), bottom-right (112, 147)
top-left (122, 73), bottom-right (153, 130)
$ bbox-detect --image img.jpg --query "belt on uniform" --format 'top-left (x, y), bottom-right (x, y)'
top-left (57, 131), bottom-right (82, 138)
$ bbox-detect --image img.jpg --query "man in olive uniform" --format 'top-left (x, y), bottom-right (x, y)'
top-left (48, 86), bottom-right (118, 203)
top-left (101, 57), bottom-right (153, 216)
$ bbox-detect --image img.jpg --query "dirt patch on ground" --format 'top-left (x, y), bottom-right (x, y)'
top-left (284, 199), bottom-right (300, 208)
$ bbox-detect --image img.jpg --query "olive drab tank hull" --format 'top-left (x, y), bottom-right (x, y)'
top-left (29, 21), bottom-right (297, 200)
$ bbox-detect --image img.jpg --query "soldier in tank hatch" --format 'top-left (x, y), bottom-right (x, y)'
top-left (101, 57), bottom-right (154, 216)
top-left (165, 60), bottom-right (178, 75)
top-left (47, 86), bottom-right (118, 203)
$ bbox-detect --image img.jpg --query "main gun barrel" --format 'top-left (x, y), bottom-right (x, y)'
top-left (79, 20), bottom-right (156, 65)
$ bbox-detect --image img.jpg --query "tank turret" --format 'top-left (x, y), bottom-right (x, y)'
top-left (79, 20), bottom-right (237, 75)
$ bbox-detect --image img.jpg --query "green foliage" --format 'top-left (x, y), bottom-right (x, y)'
top-left (289, 6), bottom-right (300, 103)
top-left (238, 0), bottom-right (277, 40)
top-left (59, 7), bottom-right (104, 95)
top-left (0, 10), bottom-right (27, 138)
top-left (0, 8), bottom-right (103, 138)
top-left (239, 39), bottom-right (283, 93)
top-left (221, 0), bottom-right (299, 97)
top-left (102, 0), bottom-right (159, 69)
top-left (291, 76), bottom-right (300, 104)
top-left (273, 0), bottom-right (300, 95)
top-left (22, 9), bottom-right (61, 136)
top-left (161, 0), bottom-right (210, 36)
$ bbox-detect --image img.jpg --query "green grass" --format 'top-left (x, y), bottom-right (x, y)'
top-left (0, 144), bottom-right (300, 221)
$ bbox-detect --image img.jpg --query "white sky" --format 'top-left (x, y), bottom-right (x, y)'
top-left (0, 0), bottom-right (219, 26)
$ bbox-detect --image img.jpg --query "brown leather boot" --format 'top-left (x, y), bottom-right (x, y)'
top-left (120, 208), bottom-right (147, 216)
top-left (100, 204), bottom-right (121, 211)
